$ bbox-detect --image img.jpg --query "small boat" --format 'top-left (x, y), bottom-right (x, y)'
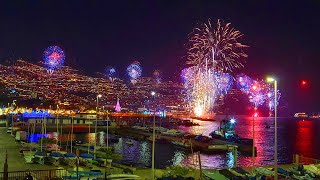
top-left (107, 174), bottom-right (141, 179)
top-left (125, 141), bottom-right (134, 146)
top-left (207, 144), bottom-right (229, 151)
top-left (63, 153), bottom-right (77, 166)
top-left (32, 151), bottom-right (47, 164)
top-left (171, 141), bottom-right (191, 148)
top-left (79, 153), bottom-right (94, 168)
top-left (161, 129), bottom-right (186, 136)
top-left (50, 152), bottom-right (64, 166)
top-left (255, 167), bottom-right (274, 176)
top-left (203, 170), bottom-right (228, 180)
top-left (294, 112), bottom-right (308, 118)
top-left (132, 126), bottom-right (148, 131)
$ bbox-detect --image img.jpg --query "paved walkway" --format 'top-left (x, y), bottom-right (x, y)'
top-left (0, 127), bottom-right (54, 171)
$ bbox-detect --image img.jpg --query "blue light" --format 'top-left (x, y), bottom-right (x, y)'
top-left (230, 118), bottom-right (236, 124)
top-left (22, 110), bottom-right (52, 118)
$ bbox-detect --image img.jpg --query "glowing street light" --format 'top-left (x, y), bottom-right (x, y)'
top-left (266, 76), bottom-right (278, 180)
top-left (151, 91), bottom-right (156, 180)
top-left (94, 94), bottom-right (102, 159)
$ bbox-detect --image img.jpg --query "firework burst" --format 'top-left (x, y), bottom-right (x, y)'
top-left (182, 19), bottom-right (248, 117)
top-left (236, 74), bottom-right (281, 111)
top-left (215, 72), bottom-right (233, 95)
top-left (187, 19), bottom-right (248, 72)
top-left (105, 66), bottom-right (117, 82)
top-left (43, 45), bottom-right (65, 73)
top-left (127, 61), bottom-right (142, 84)
top-left (182, 66), bottom-right (217, 117)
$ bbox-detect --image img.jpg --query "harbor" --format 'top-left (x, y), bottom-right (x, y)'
top-left (1, 118), bottom-right (320, 179)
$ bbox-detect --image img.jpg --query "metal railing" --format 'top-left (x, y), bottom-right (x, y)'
top-left (293, 154), bottom-right (320, 165)
top-left (0, 169), bottom-right (67, 180)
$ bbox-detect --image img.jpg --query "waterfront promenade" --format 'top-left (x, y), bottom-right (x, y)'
top-left (0, 127), bottom-right (56, 171)
top-left (0, 127), bottom-right (167, 179)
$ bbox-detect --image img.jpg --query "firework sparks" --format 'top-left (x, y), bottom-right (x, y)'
top-left (105, 66), bottom-right (117, 82)
top-left (236, 74), bottom-right (280, 111)
top-left (43, 46), bottom-right (65, 73)
top-left (182, 19), bottom-right (248, 117)
top-left (127, 61), bottom-right (142, 84)
top-left (187, 19), bottom-right (248, 72)
top-left (215, 72), bottom-right (233, 95)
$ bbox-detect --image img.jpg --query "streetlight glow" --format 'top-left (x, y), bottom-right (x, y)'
top-left (97, 94), bottom-right (102, 98)
top-left (151, 91), bottom-right (156, 96)
top-left (266, 77), bottom-right (275, 82)
top-left (266, 76), bottom-right (278, 180)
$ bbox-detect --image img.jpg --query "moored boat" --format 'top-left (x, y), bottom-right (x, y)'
top-left (294, 112), bottom-right (308, 118)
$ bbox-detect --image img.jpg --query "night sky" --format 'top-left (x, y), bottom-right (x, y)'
top-left (0, 1), bottom-right (319, 114)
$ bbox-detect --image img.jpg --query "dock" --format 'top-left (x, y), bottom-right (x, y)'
top-left (114, 127), bottom-right (254, 154)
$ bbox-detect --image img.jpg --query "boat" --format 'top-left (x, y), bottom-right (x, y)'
top-left (132, 126), bottom-right (148, 131)
top-left (294, 112), bottom-right (308, 118)
top-left (32, 151), bottom-right (47, 164)
top-left (63, 153), bottom-right (77, 166)
top-left (207, 144), bottom-right (233, 151)
top-left (125, 141), bottom-right (134, 146)
top-left (255, 167), bottom-right (274, 176)
top-left (79, 153), bottom-right (94, 168)
top-left (50, 152), bottom-right (64, 166)
top-left (309, 113), bottom-right (320, 119)
top-left (171, 141), bottom-right (191, 148)
top-left (203, 170), bottom-right (228, 180)
top-left (107, 174), bottom-right (141, 179)
top-left (161, 129), bottom-right (186, 136)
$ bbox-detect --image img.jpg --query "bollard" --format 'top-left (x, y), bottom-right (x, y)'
top-left (295, 154), bottom-right (300, 165)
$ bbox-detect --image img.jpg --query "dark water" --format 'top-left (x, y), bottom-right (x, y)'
top-left (29, 117), bottom-right (320, 169)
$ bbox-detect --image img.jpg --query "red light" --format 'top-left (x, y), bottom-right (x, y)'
top-left (252, 85), bottom-right (257, 90)
top-left (301, 80), bottom-right (308, 87)
top-left (253, 112), bottom-right (259, 117)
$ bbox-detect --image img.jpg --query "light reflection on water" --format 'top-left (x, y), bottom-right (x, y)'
top-left (28, 117), bottom-right (320, 168)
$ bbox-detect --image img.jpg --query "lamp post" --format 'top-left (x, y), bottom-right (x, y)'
top-left (105, 106), bottom-right (109, 150)
top-left (267, 77), bottom-right (278, 180)
top-left (252, 106), bottom-right (257, 174)
top-left (94, 94), bottom-right (102, 159)
top-left (151, 91), bottom-right (156, 180)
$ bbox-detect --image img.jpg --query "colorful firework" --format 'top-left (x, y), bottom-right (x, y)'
top-left (127, 61), bottom-right (142, 84)
top-left (187, 19), bottom-right (248, 72)
top-left (105, 66), bottom-right (117, 81)
top-left (181, 66), bottom-right (217, 117)
top-left (236, 74), bottom-right (253, 93)
top-left (43, 46), bottom-right (65, 72)
top-left (236, 74), bottom-right (281, 111)
top-left (153, 69), bottom-right (162, 83)
top-left (215, 72), bottom-right (233, 95)
top-left (265, 86), bottom-right (281, 112)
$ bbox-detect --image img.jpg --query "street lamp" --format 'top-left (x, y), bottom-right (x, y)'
top-left (151, 91), bottom-right (156, 180)
top-left (266, 77), bottom-right (278, 180)
top-left (94, 94), bottom-right (102, 159)
top-left (252, 106), bottom-right (257, 175)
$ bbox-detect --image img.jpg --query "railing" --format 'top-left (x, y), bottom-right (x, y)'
top-left (0, 169), bottom-right (67, 180)
top-left (293, 154), bottom-right (320, 165)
